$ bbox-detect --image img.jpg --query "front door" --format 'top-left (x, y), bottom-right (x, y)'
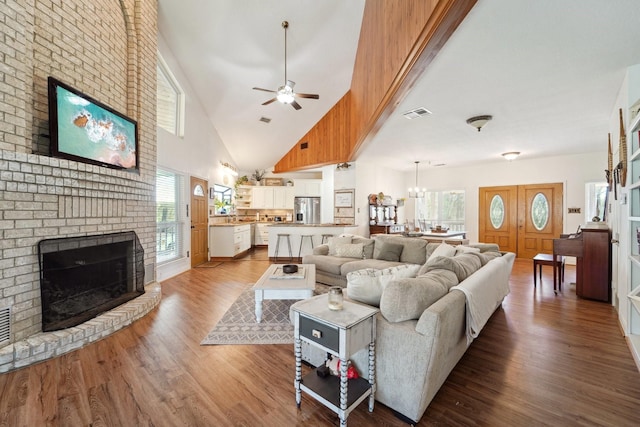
top-left (190, 176), bottom-right (208, 267)
top-left (479, 183), bottom-right (563, 258)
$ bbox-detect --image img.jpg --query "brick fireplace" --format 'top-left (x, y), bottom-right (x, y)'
top-left (0, 0), bottom-right (160, 372)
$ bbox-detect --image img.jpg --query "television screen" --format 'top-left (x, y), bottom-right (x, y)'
top-left (48, 77), bottom-right (139, 171)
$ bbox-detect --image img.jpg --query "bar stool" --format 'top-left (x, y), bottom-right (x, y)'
top-left (298, 234), bottom-right (315, 259)
top-left (274, 234), bottom-right (293, 262)
top-left (321, 234), bottom-right (334, 244)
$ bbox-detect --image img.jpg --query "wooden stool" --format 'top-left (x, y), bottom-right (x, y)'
top-left (532, 253), bottom-right (564, 293)
top-left (274, 234), bottom-right (292, 262)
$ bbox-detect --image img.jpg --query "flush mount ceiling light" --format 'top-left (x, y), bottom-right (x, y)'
top-left (502, 151), bottom-right (521, 161)
top-left (408, 161), bottom-right (426, 198)
top-left (466, 115), bottom-right (492, 132)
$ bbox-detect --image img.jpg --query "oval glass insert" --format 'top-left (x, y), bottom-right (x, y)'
top-left (531, 193), bottom-right (549, 231)
top-left (489, 195), bottom-right (505, 229)
top-left (193, 184), bottom-right (205, 197)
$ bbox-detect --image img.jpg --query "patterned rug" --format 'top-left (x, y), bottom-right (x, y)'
top-left (200, 284), bottom-right (328, 345)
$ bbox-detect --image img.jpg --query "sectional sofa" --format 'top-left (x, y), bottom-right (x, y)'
top-left (297, 234), bottom-right (515, 423)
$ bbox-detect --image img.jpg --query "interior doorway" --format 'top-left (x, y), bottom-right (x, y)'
top-left (479, 183), bottom-right (563, 258)
top-left (190, 176), bottom-right (209, 267)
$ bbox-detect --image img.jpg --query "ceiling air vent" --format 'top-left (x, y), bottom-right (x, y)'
top-left (300, 142), bottom-right (308, 149)
top-left (259, 116), bottom-right (271, 123)
top-left (403, 107), bottom-right (432, 120)
top-left (0, 306), bottom-right (10, 344)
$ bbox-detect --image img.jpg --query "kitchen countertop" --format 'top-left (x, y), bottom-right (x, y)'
top-left (267, 223), bottom-right (357, 227)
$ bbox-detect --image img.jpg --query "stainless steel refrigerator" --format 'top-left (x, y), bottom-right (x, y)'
top-left (294, 197), bottom-right (321, 224)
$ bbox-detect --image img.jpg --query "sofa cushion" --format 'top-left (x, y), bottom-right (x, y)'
top-left (328, 236), bottom-right (352, 255)
top-left (352, 237), bottom-right (375, 259)
top-left (397, 237), bottom-right (428, 264)
top-left (379, 272), bottom-right (452, 322)
top-left (347, 264), bottom-right (421, 306)
top-left (423, 253), bottom-right (482, 282)
top-left (466, 250), bottom-right (502, 266)
top-left (340, 259), bottom-right (407, 276)
top-left (302, 254), bottom-right (354, 276)
top-left (427, 242), bottom-right (457, 262)
top-left (375, 241), bottom-right (404, 262)
top-left (455, 245), bottom-right (481, 254)
top-left (335, 243), bottom-right (364, 258)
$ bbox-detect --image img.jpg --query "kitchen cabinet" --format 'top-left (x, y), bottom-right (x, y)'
top-left (251, 187), bottom-right (294, 209)
top-left (293, 179), bottom-right (322, 197)
top-left (255, 223), bottom-right (270, 246)
top-left (235, 185), bottom-right (252, 210)
top-left (209, 224), bottom-right (251, 258)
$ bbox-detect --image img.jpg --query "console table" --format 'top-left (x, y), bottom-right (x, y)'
top-left (292, 296), bottom-right (378, 426)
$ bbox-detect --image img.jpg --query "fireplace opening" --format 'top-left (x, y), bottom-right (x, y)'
top-left (38, 231), bottom-right (145, 332)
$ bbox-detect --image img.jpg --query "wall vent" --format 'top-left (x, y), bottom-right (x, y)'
top-left (0, 307), bottom-right (10, 344)
top-left (403, 107), bottom-right (432, 119)
top-left (300, 142), bottom-right (308, 149)
top-left (259, 116), bottom-right (271, 123)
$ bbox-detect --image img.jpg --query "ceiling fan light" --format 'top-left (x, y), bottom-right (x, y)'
top-left (276, 85), bottom-right (295, 104)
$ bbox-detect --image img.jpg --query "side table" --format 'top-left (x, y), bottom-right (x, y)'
top-left (292, 295), bottom-right (379, 427)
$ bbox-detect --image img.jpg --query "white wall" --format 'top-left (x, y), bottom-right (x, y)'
top-left (157, 34), bottom-right (237, 281)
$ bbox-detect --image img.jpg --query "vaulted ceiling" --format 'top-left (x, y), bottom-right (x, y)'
top-left (158, 0), bottom-right (640, 174)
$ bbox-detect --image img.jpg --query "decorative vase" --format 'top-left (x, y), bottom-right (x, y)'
top-left (328, 287), bottom-right (343, 310)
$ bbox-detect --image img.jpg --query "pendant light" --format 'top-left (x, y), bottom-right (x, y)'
top-left (408, 161), bottom-right (426, 198)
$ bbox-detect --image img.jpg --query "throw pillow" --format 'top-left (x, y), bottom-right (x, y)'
top-left (347, 264), bottom-right (421, 307)
top-left (328, 236), bottom-right (352, 256)
top-left (335, 243), bottom-right (364, 258)
top-left (422, 253), bottom-right (482, 282)
top-left (379, 271), bottom-right (450, 322)
top-left (375, 242), bottom-right (404, 262)
top-left (427, 242), bottom-right (456, 262)
top-left (455, 245), bottom-right (480, 254)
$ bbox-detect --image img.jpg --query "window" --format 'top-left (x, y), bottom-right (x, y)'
top-left (416, 190), bottom-right (465, 231)
top-left (585, 182), bottom-right (608, 222)
top-left (157, 53), bottom-right (185, 136)
top-left (156, 168), bottom-right (184, 264)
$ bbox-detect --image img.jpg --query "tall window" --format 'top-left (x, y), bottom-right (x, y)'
top-left (156, 168), bottom-right (184, 264)
top-left (157, 54), bottom-right (185, 136)
top-left (416, 190), bottom-right (466, 231)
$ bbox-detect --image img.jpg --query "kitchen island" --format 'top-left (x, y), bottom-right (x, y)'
top-left (267, 223), bottom-right (359, 260)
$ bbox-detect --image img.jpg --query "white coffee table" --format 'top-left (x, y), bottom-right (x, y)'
top-left (252, 264), bottom-right (316, 323)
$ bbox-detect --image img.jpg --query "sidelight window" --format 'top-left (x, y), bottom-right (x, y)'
top-left (156, 168), bottom-right (185, 263)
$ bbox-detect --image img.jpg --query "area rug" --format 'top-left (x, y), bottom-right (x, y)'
top-left (200, 284), bottom-right (328, 345)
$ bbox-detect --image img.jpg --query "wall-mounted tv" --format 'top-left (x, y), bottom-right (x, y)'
top-left (48, 77), bottom-right (139, 172)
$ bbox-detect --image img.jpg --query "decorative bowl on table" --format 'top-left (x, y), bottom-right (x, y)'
top-left (282, 264), bottom-right (298, 274)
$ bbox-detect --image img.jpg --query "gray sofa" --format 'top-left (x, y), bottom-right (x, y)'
top-left (296, 234), bottom-right (516, 423)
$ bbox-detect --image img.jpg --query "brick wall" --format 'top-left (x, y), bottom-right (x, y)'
top-left (0, 0), bottom-right (157, 346)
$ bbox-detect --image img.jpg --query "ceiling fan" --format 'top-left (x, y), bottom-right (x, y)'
top-left (253, 21), bottom-right (319, 110)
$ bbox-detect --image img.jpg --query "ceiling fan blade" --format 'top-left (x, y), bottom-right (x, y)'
top-left (291, 100), bottom-right (302, 110)
top-left (295, 93), bottom-right (319, 99)
top-left (262, 98), bottom-right (277, 106)
top-left (253, 87), bottom-right (276, 93)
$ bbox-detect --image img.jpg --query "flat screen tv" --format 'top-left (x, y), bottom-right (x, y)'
top-left (48, 76), bottom-right (139, 172)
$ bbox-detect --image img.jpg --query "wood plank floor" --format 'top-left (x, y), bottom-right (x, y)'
top-left (1, 248), bottom-right (639, 426)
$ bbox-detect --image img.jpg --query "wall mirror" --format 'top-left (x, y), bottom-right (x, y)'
top-left (211, 184), bottom-right (232, 214)
top-left (585, 181), bottom-right (608, 223)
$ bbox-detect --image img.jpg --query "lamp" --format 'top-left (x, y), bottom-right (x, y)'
top-left (501, 152), bottom-right (520, 161)
top-left (466, 115), bottom-right (492, 132)
top-left (408, 161), bottom-right (426, 198)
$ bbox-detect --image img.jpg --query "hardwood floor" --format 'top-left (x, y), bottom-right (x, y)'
top-left (1, 249), bottom-right (639, 426)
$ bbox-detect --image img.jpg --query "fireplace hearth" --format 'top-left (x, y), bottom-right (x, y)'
top-left (38, 231), bottom-right (145, 332)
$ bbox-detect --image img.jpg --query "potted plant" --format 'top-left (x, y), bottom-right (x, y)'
top-left (252, 169), bottom-right (266, 185)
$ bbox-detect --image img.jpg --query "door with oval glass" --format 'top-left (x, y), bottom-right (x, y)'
top-left (190, 176), bottom-right (209, 267)
top-left (479, 183), bottom-right (563, 258)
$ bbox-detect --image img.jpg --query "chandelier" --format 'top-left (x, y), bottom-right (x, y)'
top-left (408, 161), bottom-right (426, 198)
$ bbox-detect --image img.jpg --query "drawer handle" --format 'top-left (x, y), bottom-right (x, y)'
top-left (312, 329), bottom-right (322, 339)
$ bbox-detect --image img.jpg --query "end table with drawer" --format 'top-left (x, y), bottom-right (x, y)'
top-left (291, 295), bottom-right (379, 427)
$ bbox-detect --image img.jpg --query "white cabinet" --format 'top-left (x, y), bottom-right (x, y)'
top-left (255, 223), bottom-right (270, 246)
top-left (209, 224), bottom-right (251, 258)
top-left (251, 187), bottom-right (294, 209)
top-left (235, 185), bottom-right (252, 210)
top-left (293, 179), bottom-right (322, 197)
